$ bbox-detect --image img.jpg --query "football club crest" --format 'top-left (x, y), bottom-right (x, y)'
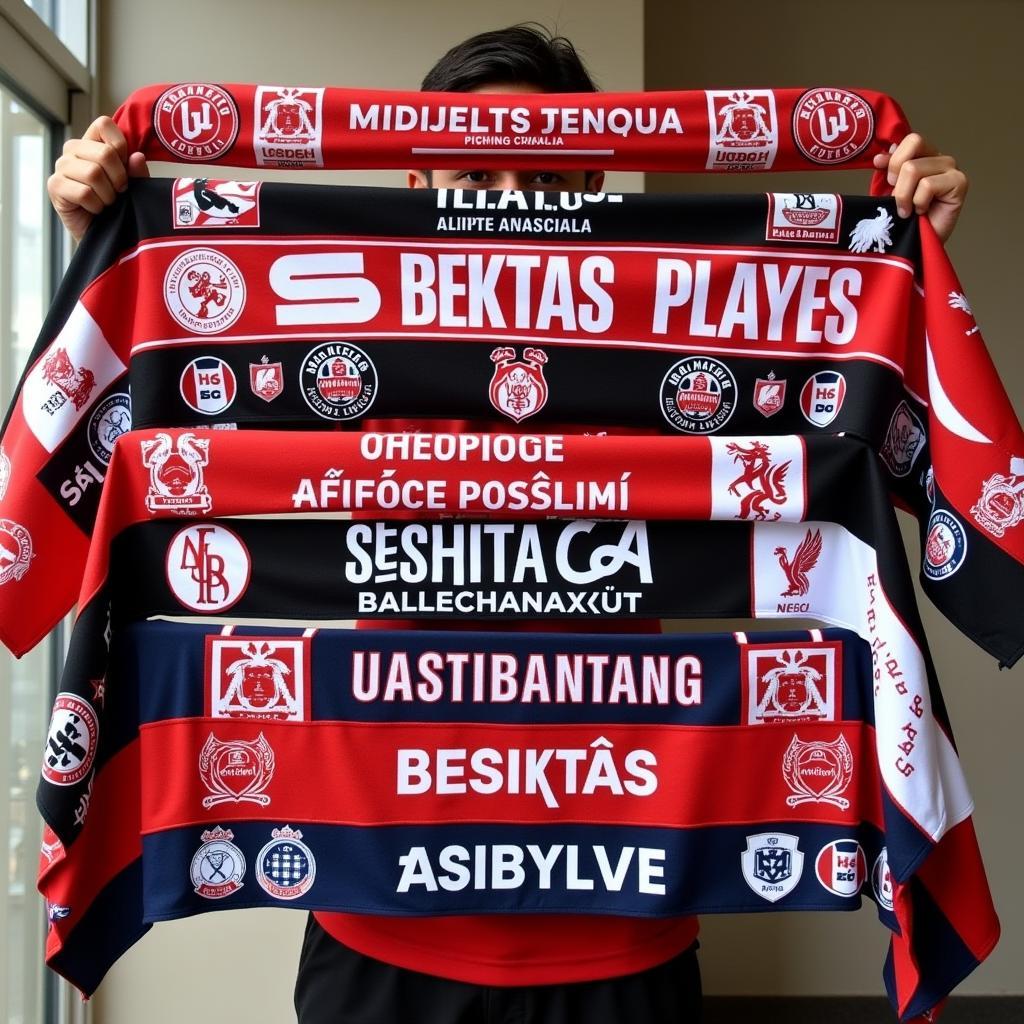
top-left (172, 178), bottom-right (261, 228)
top-left (792, 88), bottom-right (874, 165)
top-left (42, 693), bottom-right (98, 787)
top-left (742, 643), bottom-right (839, 725)
top-left (489, 346), bottom-right (549, 422)
top-left (782, 734), bottom-right (854, 809)
top-left (191, 826), bottom-right (246, 899)
top-left (799, 371), bottom-right (846, 427)
top-left (660, 357), bottom-right (737, 433)
top-left (254, 86), bottom-right (325, 168)
top-left (722, 440), bottom-right (792, 521)
top-left (775, 528), bottom-right (823, 597)
top-left (164, 248), bottom-right (245, 334)
top-left (180, 356), bottom-right (237, 415)
top-left (86, 393), bottom-right (132, 465)
top-left (765, 194), bottom-right (842, 244)
top-left (300, 343), bottom-right (378, 421)
top-left (166, 524), bottom-right (251, 612)
top-left (705, 89), bottom-right (779, 171)
top-left (41, 346), bottom-right (96, 412)
top-left (879, 401), bottom-right (927, 478)
top-left (0, 518), bottom-right (33, 586)
top-left (849, 208), bottom-right (894, 254)
top-left (141, 431), bottom-right (212, 513)
top-left (922, 509), bottom-right (967, 581)
top-left (752, 373), bottom-right (787, 417)
top-left (970, 456), bottom-right (1024, 538)
top-left (815, 839), bottom-right (867, 897)
top-left (872, 848), bottom-right (895, 911)
top-left (199, 733), bottom-right (276, 807)
top-left (0, 445), bottom-right (9, 500)
top-left (154, 84), bottom-right (240, 162)
top-left (206, 635), bottom-right (309, 721)
top-left (257, 826), bottom-right (316, 899)
top-left (250, 356), bottom-right (284, 402)
top-left (741, 833), bottom-right (803, 903)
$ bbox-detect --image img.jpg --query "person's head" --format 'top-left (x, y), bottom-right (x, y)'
top-left (407, 24), bottom-right (605, 193)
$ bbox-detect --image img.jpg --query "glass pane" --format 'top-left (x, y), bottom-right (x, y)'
top-left (22, 0), bottom-right (89, 67)
top-left (0, 85), bottom-right (52, 1024)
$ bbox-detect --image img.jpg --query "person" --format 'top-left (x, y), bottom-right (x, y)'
top-left (45, 24), bottom-right (970, 1024)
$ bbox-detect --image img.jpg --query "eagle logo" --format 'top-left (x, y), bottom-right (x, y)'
top-left (774, 528), bottom-right (823, 597)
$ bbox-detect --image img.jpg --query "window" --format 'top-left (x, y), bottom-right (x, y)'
top-left (0, 83), bottom-right (58, 1024)
top-left (0, 4), bottom-right (93, 1022)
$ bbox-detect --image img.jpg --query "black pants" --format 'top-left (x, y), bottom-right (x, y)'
top-left (294, 915), bottom-right (702, 1024)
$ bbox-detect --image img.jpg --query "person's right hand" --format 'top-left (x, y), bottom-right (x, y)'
top-left (47, 115), bottom-right (150, 242)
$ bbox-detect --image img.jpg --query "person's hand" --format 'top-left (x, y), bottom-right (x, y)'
top-left (47, 116), bottom-right (150, 242)
top-left (873, 133), bottom-right (968, 244)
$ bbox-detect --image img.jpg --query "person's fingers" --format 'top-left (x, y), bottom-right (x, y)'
top-left (54, 153), bottom-right (120, 206)
top-left (61, 138), bottom-right (128, 192)
top-left (892, 156), bottom-right (958, 217)
top-left (127, 152), bottom-right (150, 178)
top-left (82, 115), bottom-right (128, 164)
top-left (47, 176), bottom-right (105, 216)
top-left (886, 132), bottom-right (938, 186)
top-left (911, 169), bottom-right (969, 214)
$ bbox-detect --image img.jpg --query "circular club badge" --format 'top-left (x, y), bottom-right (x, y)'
top-left (793, 88), bottom-right (874, 165)
top-left (154, 84), bottom-right (239, 162)
top-left (300, 343), bottom-right (378, 421)
top-left (0, 518), bottom-right (32, 586)
top-left (191, 828), bottom-right (246, 899)
top-left (166, 524), bottom-right (251, 613)
top-left (922, 509), bottom-right (967, 581)
top-left (179, 356), bottom-right (238, 415)
top-left (41, 693), bottom-right (98, 787)
top-left (872, 848), bottom-right (894, 911)
top-left (660, 357), bottom-right (736, 434)
top-left (87, 393), bottom-right (132, 465)
top-left (164, 248), bottom-right (245, 335)
top-left (815, 839), bottom-right (867, 897)
top-left (256, 826), bottom-right (316, 899)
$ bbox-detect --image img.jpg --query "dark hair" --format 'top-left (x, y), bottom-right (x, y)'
top-left (421, 24), bottom-right (598, 93)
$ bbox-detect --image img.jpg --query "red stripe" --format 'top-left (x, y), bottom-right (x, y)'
top-left (40, 742), bottom-right (142, 963)
top-left (138, 717), bottom-right (883, 832)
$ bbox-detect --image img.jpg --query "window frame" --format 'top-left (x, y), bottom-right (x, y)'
top-left (0, 3), bottom-right (95, 1022)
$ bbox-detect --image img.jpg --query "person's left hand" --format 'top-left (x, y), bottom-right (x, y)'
top-left (873, 133), bottom-right (968, 243)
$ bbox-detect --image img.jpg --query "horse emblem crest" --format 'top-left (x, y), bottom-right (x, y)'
top-left (141, 431), bottom-right (212, 513)
top-left (489, 346), bottom-right (549, 423)
top-left (41, 347), bottom-right (96, 411)
top-left (726, 441), bottom-right (791, 521)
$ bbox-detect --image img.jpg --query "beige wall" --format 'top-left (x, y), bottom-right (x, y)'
top-left (90, 0), bottom-right (1021, 1019)
top-left (646, 0), bottom-right (1024, 998)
